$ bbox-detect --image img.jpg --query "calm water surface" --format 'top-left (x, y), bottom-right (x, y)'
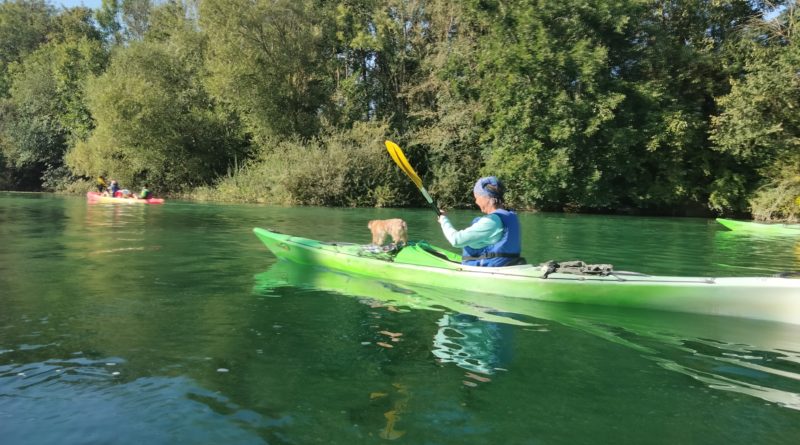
top-left (1, 192), bottom-right (799, 444)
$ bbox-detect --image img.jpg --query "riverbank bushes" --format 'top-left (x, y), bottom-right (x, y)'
top-left (187, 123), bottom-right (416, 207)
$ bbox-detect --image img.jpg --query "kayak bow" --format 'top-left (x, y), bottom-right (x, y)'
top-left (252, 228), bottom-right (800, 325)
top-left (716, 218), bottom-right (800, 236)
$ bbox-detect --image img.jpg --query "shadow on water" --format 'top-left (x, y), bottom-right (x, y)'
top-left (255, 260), bottom-right (800, 412)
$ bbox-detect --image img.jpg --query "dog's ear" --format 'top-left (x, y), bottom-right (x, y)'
top-left (367, 220), bottom-right (375, 228)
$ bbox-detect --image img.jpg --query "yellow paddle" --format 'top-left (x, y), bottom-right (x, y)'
top-left (384, 140), bottom-right (440, 215)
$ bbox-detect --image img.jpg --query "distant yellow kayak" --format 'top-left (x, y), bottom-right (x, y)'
top-left (86, 191), bottom-right (165, 205)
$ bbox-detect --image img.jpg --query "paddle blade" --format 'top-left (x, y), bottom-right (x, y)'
top-left (385, 140), bottom-right (423, 189)
top-left (384, 140), bottom-right (441, 216)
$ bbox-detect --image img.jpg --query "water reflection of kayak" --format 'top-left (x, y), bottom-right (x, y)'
top-left (254, 261), bottom-right (800, 344)
top-left (254, 260), bottom-right (531, 326)
top-left (253, 228), bottom-right (800, 325)
top-left (254, 261), bottom-right (800, 410)
top-left (255, 261), bottom-right (517, 375)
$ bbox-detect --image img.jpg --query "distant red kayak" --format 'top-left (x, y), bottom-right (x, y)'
top-left (86, 191), bottom-right (165, 205)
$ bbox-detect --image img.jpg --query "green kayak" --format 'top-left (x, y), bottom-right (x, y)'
top-left (716, 218), bottom-right (800, 236)
top-left (253, 228), bottom-right (800, 325)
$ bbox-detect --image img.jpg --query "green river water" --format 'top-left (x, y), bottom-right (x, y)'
top-left (1, 192), bottom-right (800, 444)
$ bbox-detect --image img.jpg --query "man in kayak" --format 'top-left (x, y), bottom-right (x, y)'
top-left (437, 176), bottom-right (524, 267)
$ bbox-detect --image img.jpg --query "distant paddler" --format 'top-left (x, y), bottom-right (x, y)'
top-left (96, 175), bottom-right (108, 193)
top-left (135, 184), bottom-right (152, 200)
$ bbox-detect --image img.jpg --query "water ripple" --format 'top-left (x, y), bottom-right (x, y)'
top-left (562, 312), bottom-right (800, 411)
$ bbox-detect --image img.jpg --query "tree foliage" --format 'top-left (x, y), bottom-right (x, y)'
top-left (66, 1), bottom-right (248, 191)
top-left (451, 0), bottom-right (763, 213)
top-left (0, 0), bottom-right (54, 96)
top-left (710, 2), bottom-right (800, 219)
top-left (200, 0), bottom-right (336, 142)
top-left (0, 0), bottom-right (798, 220)
top-left (0, 4), bottom-right (104, 189)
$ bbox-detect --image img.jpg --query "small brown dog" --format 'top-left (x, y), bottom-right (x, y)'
top-left (367, 218), bottom-right (408, 246)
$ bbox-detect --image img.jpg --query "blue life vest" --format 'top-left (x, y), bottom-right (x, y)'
top-left (461, 209), bottom-right (522, 267)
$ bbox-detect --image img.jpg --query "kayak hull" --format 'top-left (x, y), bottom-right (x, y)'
top-left (252, 228), bottom-right (800, 325)
top-left (716, 218), bottom-right (800, 236)
top-left (86, 191), bottom-right (164, 205)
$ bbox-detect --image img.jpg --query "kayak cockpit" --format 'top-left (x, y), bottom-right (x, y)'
top-left (393, 242), bottom-right (463, 268)
top-left (346, 241), bottom-right (463, 267)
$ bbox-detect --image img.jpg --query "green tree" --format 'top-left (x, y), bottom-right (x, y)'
top-left (710, 2), bottom-right (800, 220)
top-left (67, 3), bottom-right (248, 191)
top-left (121, 0), bottom-right (153, 41)
top-left (200, 0), bottom-right (336, 143)
top-left (333, 0), bottom-right (431, 131)
top-left (0, 0), bottom-right (53, 96)
top-left (327, 1), bottom-right (487, 208)
top-left (95, 0), bottom-right (122, 45)
top-left (0, 6), bottom-right (105, 190)
top-left (396, 0), bottom-right (486, 208)
top-left (330, 0), bottom-right (381, 126)
top-left (461, 0), bottom-right (635, 210)
top-left (452, 0), bottom-right (761, 213)
top-left (610, 0), bottom-right (764, 213)
top-left (0, 52), bottom-right (64, 170)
